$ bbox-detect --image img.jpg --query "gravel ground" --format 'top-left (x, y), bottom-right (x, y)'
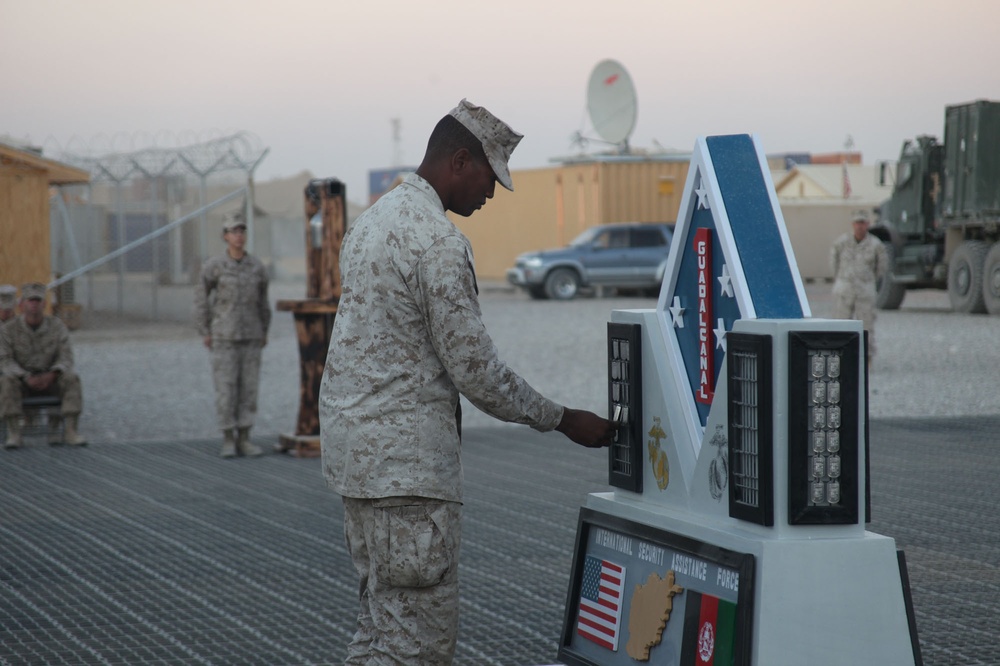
top-left (69, 280), bottom-right (1000, 445)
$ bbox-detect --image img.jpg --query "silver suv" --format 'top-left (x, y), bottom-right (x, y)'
top-left (506, 223), bottom-right (674, 300)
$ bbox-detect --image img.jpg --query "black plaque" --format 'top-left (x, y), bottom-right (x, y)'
top-left (559, 508), bottom-right (754, 666)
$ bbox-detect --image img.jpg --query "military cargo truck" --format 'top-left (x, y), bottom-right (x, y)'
top-left (874, 100), bottom-right (1000, 314)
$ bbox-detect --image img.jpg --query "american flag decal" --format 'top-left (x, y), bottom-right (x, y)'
top-left (576, 555), bottom-right (625, 651)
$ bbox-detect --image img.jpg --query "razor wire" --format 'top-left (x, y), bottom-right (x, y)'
top-left (43, 131), bottom-right (271, 319)
top-left (49, 130), bottom-right (268, 183)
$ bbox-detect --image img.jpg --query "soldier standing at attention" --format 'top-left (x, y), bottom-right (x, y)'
top-left (830, 210), bottom-right (888, 364)
top-left (194, 215), bottom-right (271, 458)
top-left (319, 99), bottom-right (617, 665)
top-left (1, 282), bottom-right (86, 448)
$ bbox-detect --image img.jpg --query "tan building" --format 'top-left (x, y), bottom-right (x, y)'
top-left (450, 155), bottom-right (691, 281)
top-left (0, 141), bottom-right (90, 297)
top-left (773, 163), bottom-right (889, 202)
top-left (774, 163), bottom-right (894, 281)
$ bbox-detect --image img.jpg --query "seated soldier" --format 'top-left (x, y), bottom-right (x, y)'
top-left (0, 282), bottom-right (86, 449)
top-left (0, 284), bottom-right (16, 324)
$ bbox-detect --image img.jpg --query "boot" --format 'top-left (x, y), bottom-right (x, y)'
top-left (63, 415), bottom-right (88, 446)
top-left (49, 415), bottom-right (64, 445)
top-left (236, 427), bottom-right (263, 457)
top-left (4, 417), bottom-right (23, 450)
top-left (220, 429), bottom-right (237, 458)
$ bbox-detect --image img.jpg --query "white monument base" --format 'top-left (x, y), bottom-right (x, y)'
top-left (586, 492), bottom-right (916, 665)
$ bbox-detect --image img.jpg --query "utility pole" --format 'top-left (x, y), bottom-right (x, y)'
top-left (391, 118), bottom-right (402, 167)
top-left (842, 134), bottom-right (855, 199)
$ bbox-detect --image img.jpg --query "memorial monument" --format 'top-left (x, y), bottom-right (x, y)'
top-left (558, 135), bottom-right (920, 665)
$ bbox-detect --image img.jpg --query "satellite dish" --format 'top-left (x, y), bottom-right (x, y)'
top-left (586, 59), bottom-right (637, 149)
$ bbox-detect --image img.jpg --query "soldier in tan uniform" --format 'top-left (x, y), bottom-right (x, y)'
top-left (194, 216), bottom-right (271, 458)
top-left (0, 285), bottom-right (17, 324)
top-left (830, 210), bottom-right (888, 362)
top-left (0, 282), bottom-right (86, 448)
top-left (320, 99), bottom-right (617, 665)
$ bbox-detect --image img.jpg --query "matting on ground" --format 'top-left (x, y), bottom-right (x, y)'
top-left (0, 420), bottom-right (997, 665)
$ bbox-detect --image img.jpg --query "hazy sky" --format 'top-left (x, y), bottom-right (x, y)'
top-left (3, 0), bottom-right (998, 205)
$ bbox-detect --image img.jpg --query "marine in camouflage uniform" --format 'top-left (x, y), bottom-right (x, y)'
top-left (830, 211), bottom-right (888, 360)
top-left (194, 218), bottom-right (271, 458)
top-left (320, 100), bottom-right (615, 665)
top-left (0, 284), bottom-right (17, 324)
top-left (0, 282), bottom-right (85, 448)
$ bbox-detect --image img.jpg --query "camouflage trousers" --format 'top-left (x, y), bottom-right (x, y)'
top-left (342, 496), bottom-right (462, 666)
top-left (210, 340), bottom-right (262, 430)
top-left (832, 290), bottom-right (878, 357)
top-left (0, 372), bottom-right (83, 417)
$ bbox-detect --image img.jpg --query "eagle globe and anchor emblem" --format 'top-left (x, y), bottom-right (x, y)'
top-left (647, 416), bottom-right (669, 490)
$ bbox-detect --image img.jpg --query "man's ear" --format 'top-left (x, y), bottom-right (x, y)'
top-left (450, 147), bottom-right (473, 177)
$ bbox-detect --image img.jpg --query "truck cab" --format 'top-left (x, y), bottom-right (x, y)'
top-left (875, 100), bottom-right (1000, 314)
top-left (874, 136), bottom-right (946, 308)
top-left (880, 136), bottom-right (943, 240)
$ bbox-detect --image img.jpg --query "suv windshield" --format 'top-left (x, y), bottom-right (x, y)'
top-left (568, 227), bottom-right (601, 247)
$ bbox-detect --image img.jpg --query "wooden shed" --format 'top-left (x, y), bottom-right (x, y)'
top-left (0, 143), bottom-right (90, 296)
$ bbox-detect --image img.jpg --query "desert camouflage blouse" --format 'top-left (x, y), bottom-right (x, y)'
top-left (0, 315), bottom-right (74, 377)
top-left (830, 232), bottom-right (888, 298)
top-left (193, 252), bottom-right (271, 341)
top-left (320, 173), bottom-right (563, 502)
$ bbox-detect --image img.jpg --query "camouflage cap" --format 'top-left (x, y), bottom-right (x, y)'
top-left (851, 209), bottom-right (871, 224)
top-left (222, 212), bottom-right (247, 232)
top-left (0, 284), bottom-right (16, 309)
top-left (449, 98), bottom-right (523, 192)
top-left (20, 282), bottom-right (47, 300)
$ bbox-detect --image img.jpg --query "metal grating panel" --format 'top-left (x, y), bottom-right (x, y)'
top-left (727, 333), bottom-right (774, 526)
top-left (607, 322), bottom-right (642, 492)
top-left (730, 348), bottom-right (760, 508)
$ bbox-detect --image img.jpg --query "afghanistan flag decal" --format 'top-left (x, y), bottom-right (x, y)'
top-left (680, 590), bottom-right (737, 665)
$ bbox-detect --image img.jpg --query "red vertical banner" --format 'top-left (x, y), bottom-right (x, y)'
top-left (694, 228), bottom-right (714, 404)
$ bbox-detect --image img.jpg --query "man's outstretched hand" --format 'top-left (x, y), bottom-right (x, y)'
top-left (556, 408), bottom-right (618, 448)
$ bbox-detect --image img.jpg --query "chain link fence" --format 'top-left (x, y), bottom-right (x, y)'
top-left (46, 132), bottom-right (314, 324)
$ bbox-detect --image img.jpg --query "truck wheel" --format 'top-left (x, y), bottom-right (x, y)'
top-left (527, 285), bottom-right (547, 300)
top-left (982, 243), bottom-right (1000, 315)
top-left (947, 241), bottom-right (988, 314)
top-left (544, 268), bottom-right (580, 300)
top-left (875, 242), bottom-right (906, 310)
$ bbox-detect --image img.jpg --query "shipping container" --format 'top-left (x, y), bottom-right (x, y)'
top-left (942, 100), bottom-right (1000, 221)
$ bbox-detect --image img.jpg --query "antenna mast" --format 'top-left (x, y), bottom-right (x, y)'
top-left (391, 118), bottom-right (402, 166)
